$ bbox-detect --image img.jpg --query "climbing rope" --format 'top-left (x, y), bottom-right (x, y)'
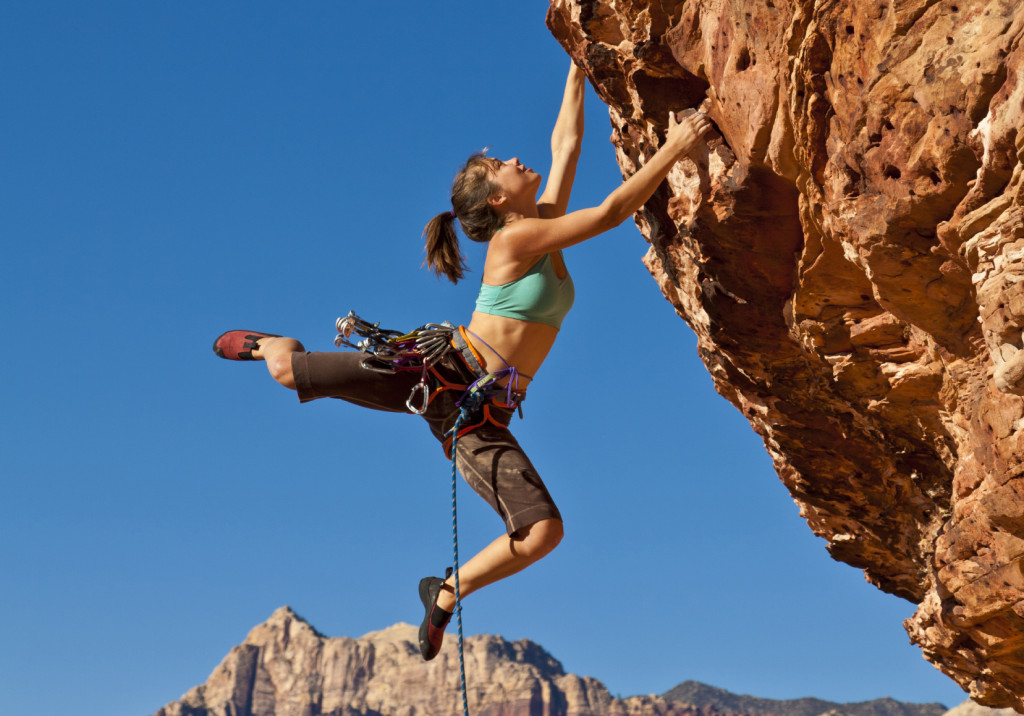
top-left (335, 310), bottom-right (530, 716)
top-left (447, 390), bottom-right (485, 716)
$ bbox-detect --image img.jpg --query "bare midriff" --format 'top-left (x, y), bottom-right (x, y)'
top-left (465, 311), bottom-right (559, 392)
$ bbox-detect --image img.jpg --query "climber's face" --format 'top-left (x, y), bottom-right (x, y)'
top-left (489, 157), bottom-right (542, 204)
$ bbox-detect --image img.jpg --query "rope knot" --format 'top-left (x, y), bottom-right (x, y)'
top-left (456, 389), bottom-right (487, 415)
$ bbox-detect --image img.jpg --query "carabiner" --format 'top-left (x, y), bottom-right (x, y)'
top-left (406, 380), bottom-right (430, 415)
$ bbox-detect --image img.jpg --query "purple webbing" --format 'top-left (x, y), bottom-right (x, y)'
top-left (457, 367), bottom-right (523, 409)
top-left (462, 329), bottom-right (533, 408)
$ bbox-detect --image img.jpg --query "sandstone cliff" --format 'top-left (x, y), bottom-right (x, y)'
top-left (152, 607), bottom-right (947, 716)
top-left (545, 0), bottom-right (1024, 708)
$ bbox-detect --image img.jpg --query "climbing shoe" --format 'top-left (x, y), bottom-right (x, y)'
top-left (212, 330), bottom-right (280, 361)
top-left (418, 574), bottom-right (452, 661)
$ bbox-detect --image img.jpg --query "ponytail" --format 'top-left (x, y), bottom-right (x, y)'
top-left (423, 210), bottom-right (467, 284)
top-left (423, 152), bottom-right (506, 284)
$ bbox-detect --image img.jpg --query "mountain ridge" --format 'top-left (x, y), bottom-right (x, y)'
top-left (664, 679), bottom-right (947, 716)
top-left (152, 606), bottom-right (955, 716)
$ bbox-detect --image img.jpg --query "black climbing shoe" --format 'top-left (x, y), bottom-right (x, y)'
top-left (418, 574), bottom-right (452, 661)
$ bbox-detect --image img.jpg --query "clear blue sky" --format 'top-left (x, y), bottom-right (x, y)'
top-left (2, 3), bottom-right (969, 715)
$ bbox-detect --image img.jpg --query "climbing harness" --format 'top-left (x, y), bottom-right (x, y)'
top-left (335, 311), bottom-right (531, 716)
top-left (333, 310), bottom-right (528, 426)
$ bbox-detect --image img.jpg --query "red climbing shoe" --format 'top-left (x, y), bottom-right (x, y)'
top-left (418, 575), bottom-right (452, 661)
top-left (212, 330), bottom-right (280, 361)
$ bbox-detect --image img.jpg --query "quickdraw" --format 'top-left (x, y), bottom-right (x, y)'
top-left (334, 310), bottom-right (456, 415)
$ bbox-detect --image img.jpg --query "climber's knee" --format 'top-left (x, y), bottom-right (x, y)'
top-left (516, 518), bottom-right (563, 560)
top-left (266, 351), bottom-right (298, 389)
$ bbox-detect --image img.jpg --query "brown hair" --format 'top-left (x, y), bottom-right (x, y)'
top-left (423, 153), bottom-right (506, 284)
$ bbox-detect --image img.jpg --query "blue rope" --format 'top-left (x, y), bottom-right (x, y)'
top-left (444, 370), bottom-right (522, 716)
top-left (448, 392), bottom-right (484, 716)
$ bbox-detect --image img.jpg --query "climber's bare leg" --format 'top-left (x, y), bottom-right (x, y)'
top-left (434, 518), bottom-right (564, 612)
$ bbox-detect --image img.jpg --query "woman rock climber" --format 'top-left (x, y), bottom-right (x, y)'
top-left (212, 63), bottom-right (711, 661)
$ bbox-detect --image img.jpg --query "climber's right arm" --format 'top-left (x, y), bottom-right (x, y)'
top-left (499, 110), bottom-right (712, 260)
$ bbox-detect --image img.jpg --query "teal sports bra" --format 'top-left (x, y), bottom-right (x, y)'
top-left (475, 252), bottom-right (575, 329)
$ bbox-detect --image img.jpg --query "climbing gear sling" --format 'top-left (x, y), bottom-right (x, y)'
top-left (335, 310), bottom-right (455, 414)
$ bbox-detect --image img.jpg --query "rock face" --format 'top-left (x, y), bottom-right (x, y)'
top-left (545, 0), bottom-right (1024, 709)
top-left (152, 607), bottom-right (947, 716)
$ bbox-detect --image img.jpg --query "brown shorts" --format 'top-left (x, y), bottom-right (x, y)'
top-left (291, 345), bottom-right (561, 536)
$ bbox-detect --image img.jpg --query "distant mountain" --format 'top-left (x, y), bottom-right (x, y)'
top-left (663, 680), bottom-right (948, 716)
top-left (152, 607), bottom-right (959, 716)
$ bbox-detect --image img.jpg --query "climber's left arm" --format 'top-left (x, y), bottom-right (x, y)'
top-left (537, 61), bottom-right (585, 219)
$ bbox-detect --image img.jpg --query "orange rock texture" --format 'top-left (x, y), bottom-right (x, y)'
top-left (545, 0), bottom-right (1024, 708)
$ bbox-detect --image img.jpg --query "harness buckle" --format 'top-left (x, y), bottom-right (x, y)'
top-left (406, 380), bottom-right (430, 415)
